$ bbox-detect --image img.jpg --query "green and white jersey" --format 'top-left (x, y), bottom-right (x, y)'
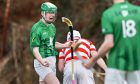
top-left (102, 1), bottom-right (140, 71)
top-left (30, 20), bottom-right (58, 58)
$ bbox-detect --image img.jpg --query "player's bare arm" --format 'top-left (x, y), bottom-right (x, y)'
top-left (83, 34), bottom-right (113, 68)
top-left (96, 58), bottom-right (107, 71)
top-left (97, 34), bottom-right (114, 59)
top-left (55, 41), bottom-right (73, 50)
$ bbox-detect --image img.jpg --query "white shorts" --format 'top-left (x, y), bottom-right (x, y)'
top-left (63, 60), bottom-right (95, 84)
top-left (105, 68), bottom-right (140, 84)
top-left (34, 56), bottom-right (56, 81)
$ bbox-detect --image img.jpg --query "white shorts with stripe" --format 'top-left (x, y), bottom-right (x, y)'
top-left (63, 60), bottom-right (95, 84)
top-left (34, 56), bottom-right (56, 81)
top-left (105, 68), bottom-right (140, 84)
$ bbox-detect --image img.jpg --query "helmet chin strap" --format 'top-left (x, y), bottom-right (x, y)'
top-left (42, 12), bottom-right (50, 24)
top-left (42, 16), bottom-right (49, 24)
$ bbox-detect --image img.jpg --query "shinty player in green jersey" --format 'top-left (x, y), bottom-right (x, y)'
top-left (83, 0), bottom-right (140, 84)
top-left (30, 2), bottom-right (72, 84)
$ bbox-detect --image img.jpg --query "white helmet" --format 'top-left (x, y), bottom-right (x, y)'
top-left (67, 30), bottom-right (81, 41)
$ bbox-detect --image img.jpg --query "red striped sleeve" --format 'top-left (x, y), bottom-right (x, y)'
top-left (82, 42), bottom-right (90, 49)
top-left (89, 41), bottom-right (96, 51)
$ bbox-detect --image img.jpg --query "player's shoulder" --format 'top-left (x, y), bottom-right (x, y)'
top-left (31, 20), bottom-right (42, 30)
top-left (102, 6), bottom-right (114, 17)
top-left (128, 3), bottom-right (140, 15)
top-left (128, 2), bottom-right (140, 8)
top-left (31, 20), bottom-right (43, 34)
top-left (130, 4), bottom-right (140, 10)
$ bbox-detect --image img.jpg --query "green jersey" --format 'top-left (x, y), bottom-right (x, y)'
top-left (30, 20), bottom-right (58, 58)
top-left (102, 1), bottom-right (140, 71)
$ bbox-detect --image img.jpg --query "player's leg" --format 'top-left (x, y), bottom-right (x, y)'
top-left (76, 61), bottom-right (95, 84)
top-left (44, 57), bottom-right (60, 84)
top-left (63, 61), bottom-right (77, 84)
top-left (127, 70), bottom-right (140, 84)
top-left (39, 81), bottom-right (45, 84)
top-left (39, 77), bottom-right (46, 84)
top-left (44, 72), bottom-right (60, 84)
top-left (38, 72), bottom-right (60, 84)
top-left (105, 68), bottom-right (126, 84)
top-left (34, 57), bottom-right (59, 84)
top-left (34, 59), bottom-right (48, 84)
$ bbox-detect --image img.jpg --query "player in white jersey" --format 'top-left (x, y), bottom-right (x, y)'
top-left (58, 30), bottom-right (107, 84)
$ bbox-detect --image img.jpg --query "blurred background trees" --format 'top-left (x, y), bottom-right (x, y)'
top-left (0, 0), bottom-right (140, 84)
